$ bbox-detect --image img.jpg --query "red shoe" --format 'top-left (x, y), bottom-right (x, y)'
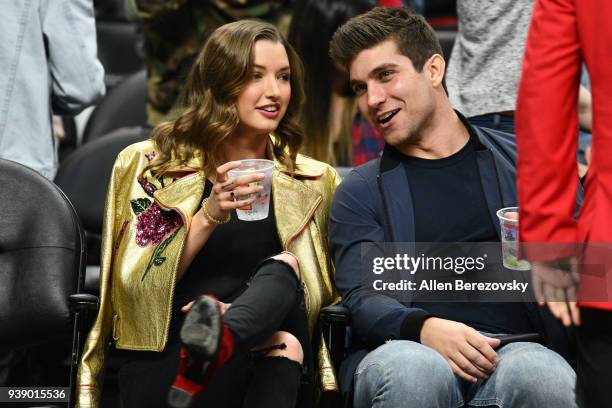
top-left (168, 295), bottom-right (234, 408)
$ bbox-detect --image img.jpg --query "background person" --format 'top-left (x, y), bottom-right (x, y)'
top-left (0, 0), bottom-right (105, 179)
top-left (124, 0), bottom-right (293, 127)
top-left (288, 0), bottom-right (382, 166)
top-left (516, 0), bottom-right (612, 406)
top-left (445, 0), bottom-right (533, 134)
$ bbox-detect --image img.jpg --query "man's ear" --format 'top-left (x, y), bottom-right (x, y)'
top-left (426, 54), bottom-right (446, 88)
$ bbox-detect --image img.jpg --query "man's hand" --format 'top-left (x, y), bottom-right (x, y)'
top-left (546, 301), bottom-right (580, 327)
top-left (420, 318), bottom-right (500, 383)
top-left (532, 258), bottom-right (581, 327)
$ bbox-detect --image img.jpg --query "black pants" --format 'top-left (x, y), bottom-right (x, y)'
top-left (575, 308), bottom-right (612, 408)
top-left (119, 259), bottom-right (313, 408)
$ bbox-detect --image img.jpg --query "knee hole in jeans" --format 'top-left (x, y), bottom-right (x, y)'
top-left (270, 253), bottom-right (300, 280)
top-left (254, 331), bottom-right (303, 364)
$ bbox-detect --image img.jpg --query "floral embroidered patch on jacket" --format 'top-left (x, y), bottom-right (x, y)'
top-left (131, 161), bottom-right (182, 281)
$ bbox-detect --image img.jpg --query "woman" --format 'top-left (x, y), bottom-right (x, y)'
top-left (76, 20), bottom-right (340, 408)
top-left (288, 0), bottom-right (383, 166)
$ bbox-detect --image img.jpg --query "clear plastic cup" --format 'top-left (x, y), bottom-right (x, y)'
top-left (227, 159), bottom-right (274, 221)
top-left (496, 207), bottom-right (531, 271)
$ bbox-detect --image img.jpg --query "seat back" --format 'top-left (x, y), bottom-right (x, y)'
top-left (82, 70), bottom-right (148, 144)
top-left (0, 159), bottom-right (85, 351)
top-left (96, 21), bottom-right (144, 87)
top-left (55, 126), bottom-right (150, 234)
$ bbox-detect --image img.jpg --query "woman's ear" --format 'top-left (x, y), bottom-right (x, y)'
top-left (426, 54), bottom-right (446, 88)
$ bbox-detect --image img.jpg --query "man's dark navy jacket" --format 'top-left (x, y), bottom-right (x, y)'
top-left (329, 113), bottom-right (576, 402)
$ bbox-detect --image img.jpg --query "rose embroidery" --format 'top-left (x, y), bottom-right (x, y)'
top-left (130, 195), bottom-right (182, 282)
top-left (137, 176), bottom-right (157, 197)
top-left (132, 163), bottom-right (182, 281)
top-left (132, 199), bottom-right (181, 247)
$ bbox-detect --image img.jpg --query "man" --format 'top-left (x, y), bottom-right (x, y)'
top-left (516, 0), bottom-right (612, 406)
top-left (0, 0), bottom-right (105, 179)
top-left (446, 0), bottom-right (534, 134)
top-left (329, 7), bottom-right (576, 407)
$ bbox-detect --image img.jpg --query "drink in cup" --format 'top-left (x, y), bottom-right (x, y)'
top-left (228, 159), bottom-right (274, 221)
top-left (496, 207), bottom-right (531, 271)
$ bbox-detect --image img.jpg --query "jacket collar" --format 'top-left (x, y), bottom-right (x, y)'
top-left (379, 110), bottom-right (487, 173)
top-left (375, 110), bottom-right (517, 242)
top-left (153, 171), bottom-right (205, 231)
top-left (268, 140), bottom-right (324, 248)
top-left (272, 171), bottom-right (322, 249)
top-left (152, 137), bottom-right (323, 239)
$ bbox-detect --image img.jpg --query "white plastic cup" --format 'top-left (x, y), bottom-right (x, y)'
top-left (228, 159), bottom-right (274, 221)
top-left (496, 207), bottom-right (531, 271)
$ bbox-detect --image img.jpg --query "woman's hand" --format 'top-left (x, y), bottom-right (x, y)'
top-left (178, 161), bottom-right (265, 278)
top-left (201, 161), bottom-right (265, 223)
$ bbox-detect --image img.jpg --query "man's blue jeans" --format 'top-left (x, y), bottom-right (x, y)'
top-left (353, 340), bottom-right (576, 408)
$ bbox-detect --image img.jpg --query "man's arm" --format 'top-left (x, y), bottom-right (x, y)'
top-left (330, 170), bottom-right (425, 346)
top-left (516, 0), bottom-right (584, 325)
top-left (43, 0), bottom-right (105, 115)
top-left (516, 0), bottom-right (581, 249)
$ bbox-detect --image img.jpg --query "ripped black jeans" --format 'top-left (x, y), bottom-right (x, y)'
top-left (224, 257), bottom-right (313, 408)
top-left (118, 258), bottom-right (313, 408)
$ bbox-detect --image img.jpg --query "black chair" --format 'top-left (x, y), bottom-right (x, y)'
top-left (96, 21), bottom-right (144, 87)
top-left (58, 116), bottom-right (79, 163)
top-left (55, 126), bottom-right (150, 292)
top-left (0, 159), bottom-right (98, 407)
top-left (82, 70), bottom-right (148, 144)
top-left (320, 304), bottom-right (352, 373)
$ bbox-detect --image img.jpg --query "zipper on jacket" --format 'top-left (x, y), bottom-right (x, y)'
top-left (159, 227), bottom-right (189, 351)
top-left (112, 315), bottom-right (120, 341)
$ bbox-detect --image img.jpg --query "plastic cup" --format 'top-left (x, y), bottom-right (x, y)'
top-left (227, 159), bottom-right (274, 221)
top-left (496, 207), bottom-right (531, 271)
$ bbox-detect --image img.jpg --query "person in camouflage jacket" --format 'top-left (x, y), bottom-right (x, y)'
top-left (125, 0), bottom-right (293, 126)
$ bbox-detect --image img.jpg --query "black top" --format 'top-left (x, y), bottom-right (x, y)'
top-left (401, 136), bottom-right (498, 243)
top-left (402, 136), bottom-right (533, 336)
top-left (170, 180), bottom-right (283, 340)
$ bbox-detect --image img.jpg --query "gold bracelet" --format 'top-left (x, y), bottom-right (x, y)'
top-left (200, 197), bottom-right (231, 224)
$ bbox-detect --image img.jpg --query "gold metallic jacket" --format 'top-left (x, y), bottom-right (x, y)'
top-left (76, 140), bottom-right (341, 407)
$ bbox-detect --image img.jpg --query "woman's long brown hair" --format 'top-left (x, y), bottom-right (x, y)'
top-left (148, 20), bottom-right (304, 176)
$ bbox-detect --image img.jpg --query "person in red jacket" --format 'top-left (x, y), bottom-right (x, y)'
top-left (516, 0), bottom-right (612, 406)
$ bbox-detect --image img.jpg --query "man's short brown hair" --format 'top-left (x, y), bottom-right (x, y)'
top-left (329, 7), bottom-right (443, 72)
